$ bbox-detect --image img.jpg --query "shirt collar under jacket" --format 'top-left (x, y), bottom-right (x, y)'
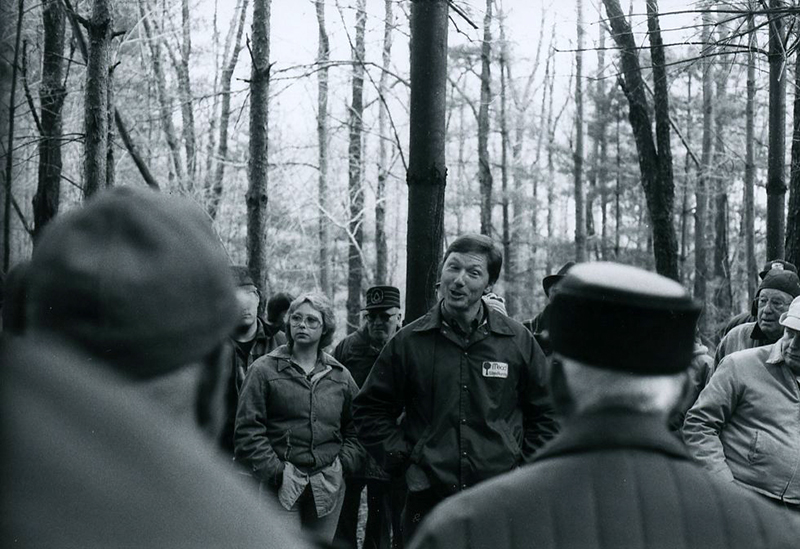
top-left (412, 299), bottom-right (515, 337)
top-left (267, 345), bottom-right (342, 373)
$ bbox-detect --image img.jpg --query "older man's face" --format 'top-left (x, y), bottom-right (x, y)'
top-left (757, 289), bottom-right (793, 340)
top-left (782, 327), bottom-right (800, 375)
top-left (365, 306), bottom-right (401, 345)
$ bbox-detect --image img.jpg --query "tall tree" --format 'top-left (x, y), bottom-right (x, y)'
top-left (375, 0), bottom-right (394, 285)
top-left (206, 0), bottom-right (248, 218)
top-left (744, 9), bottom-right (757, 301)
top-left (477, 0), bottom-right (493, 236)
top-left (176, 0), bottom-right (196, 183)
top-left (346, 0), bottom-right (367, 332)
top-left (766, 0), bottom-right (787, 259)
top-left (33, 0), bottom-right (65, 239)
top-left (712, 17), bottom-right (731, 325)
top-left (602, 0), bottom-right (679, 280)
top-left (316, 0), bottom-right (331, 295)
top-left (695, 7), bottom-right (712, 327)
top-left (248, 0), bottom-right (270, 309)
top-left (786, 33), bottom-right (800, 265)
top-left (406, 0), bottom-right (448, 322)
top-left (574, 0), bottom-right (586, 262)
top-left (2, 0), bottom-right (23, 269)
top-left (83, 0), bottom-right (113, 198)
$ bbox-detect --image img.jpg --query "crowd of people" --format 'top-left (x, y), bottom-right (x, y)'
top-left (2, 187), bottom-right (800, 548)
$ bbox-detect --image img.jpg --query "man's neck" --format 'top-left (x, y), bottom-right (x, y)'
top-left (442, 301), bottom-right (483, 333)
top-left (231, 320), bottom-right (258, 343)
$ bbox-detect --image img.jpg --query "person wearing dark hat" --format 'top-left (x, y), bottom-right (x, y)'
top-left (333, 285), bottom-right (403, 549)
top-left (522, 261), bottom-right (575, 355)
top-left (714, 269), bottom-right (800, 368)
top-left (1, 187), bottom-right (311, 548)
top-left (219, 267), bottom-right (288, 456)
top-left (408, 262), bottom-right (800, 549)
top-left (265, 291), bottom-right (295, 338)
top-left (685, 294), bottom-right (800, 512)
top-left (354, 234), bottom-right (557, 545)
top-left (719, 259), bottom-right (798, 338)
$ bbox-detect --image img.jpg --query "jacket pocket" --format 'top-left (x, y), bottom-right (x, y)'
top-left (747, 431), bottom-right (763, 464)
top-left (498, 421), bottom-right (523, 462)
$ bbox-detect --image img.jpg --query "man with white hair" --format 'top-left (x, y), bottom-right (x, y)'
top-left (685, 294), bottom-right (800, 512)
top-left (408, 262), bottom-right (800, 549)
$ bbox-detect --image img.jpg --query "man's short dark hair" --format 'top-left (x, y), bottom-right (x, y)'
top-left (443, 234), bottom-right (503, 285)
top-left (266, 292), bottom-right (295, 323)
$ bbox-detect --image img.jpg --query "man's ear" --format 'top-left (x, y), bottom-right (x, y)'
top-left (483, 284), bottom-right (494, 295)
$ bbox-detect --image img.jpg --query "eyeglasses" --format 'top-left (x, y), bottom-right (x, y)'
top-left (757, 297), bottom-right (791, 310)
top-left (366, 312), bottom-right (398, 323)
top-left (289, 314), bottom-right (322, 329)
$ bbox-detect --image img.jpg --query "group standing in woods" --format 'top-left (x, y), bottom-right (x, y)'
top-left (2, 187), bottom-right (800, 548)
top-left (5, 0), bottom-right (800, 547)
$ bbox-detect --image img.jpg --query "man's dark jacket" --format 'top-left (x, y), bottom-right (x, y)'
top-left (410, 411), bottom-right (800, 549)
top-left (353, 302), bottom-right (557, 498)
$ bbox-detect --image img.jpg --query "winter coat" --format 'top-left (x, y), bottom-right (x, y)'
top-left (234, 346), bottom-right (364, 487)
top-left (684, 342), bottom-right (800, 503)
top-left (408, 411), bottom-right (800, 549)
top-left (353, 301), bottom-right (557, 498)
top-left (714, 321), bottom-right (774, 368)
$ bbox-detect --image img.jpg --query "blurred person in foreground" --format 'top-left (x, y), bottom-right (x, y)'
top-left (334, 286), bottom-right (404, 549)
top-left (0, 187), bottom-right (309, 548)
top-left (684, 294), bottom-right (800, 512)
top-left (219, 267), bottom-right (287, 456)
top-left (409, 262), bottom-right (800, 549)
top-left (235, 292), bottom-right (364, 544)
top-left (353, 233), bottom-right (557, 544)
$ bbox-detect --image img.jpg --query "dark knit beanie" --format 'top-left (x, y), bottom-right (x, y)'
top-left (26, 187), bottom-right (238, 378)
top-left (756, 270), bottom-right (800, 299)
top-left (549, 262), bottom-right (701, 374)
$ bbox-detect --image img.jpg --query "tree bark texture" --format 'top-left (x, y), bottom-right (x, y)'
top-left (248, 0), bottom-right (270, 310)
top-left (346, 0), bottom-right (366, 333)
top-left (477, 0), bottom-right (493, 236)
top-left (603, 0), bottom-right (678, 280)
top-left (2, 0), bottom-right (23, 269)
top-left (712, 17), bottom-right (731, 325)
top-left (33, 0), bottom-right (65, 240)
top-left (178, 0), bottom-right (196, 183)
top-left (406, 0), bottom-right (448, 323)
top-left (766, 0), bottom-right (786, 259)
top-left (83, 0), bottom-right (112, 198)
top-left (499, 33), bottom-right (513, 315)
top-left (786, 41), bottom-right (800, 266)
top-left (574, 0), bottom-right (586, 263)
top-left (745, 11), bottom-right (757, 302)
top-left (695, 7), bottom-right (712, 319)
top-left (106, 62), bottom-right (115, 189)
top-left (206, 0), bottom-right (248, 219)
top-left (375, 0), bottom-right (393, 286)
top-left (316, 0), bottom-right (331, 295)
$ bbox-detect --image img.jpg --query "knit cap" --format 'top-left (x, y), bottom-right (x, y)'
top-left (25, 187), bottom-right (238, 378)
top-left (756, 270), bottom-right (800, 300)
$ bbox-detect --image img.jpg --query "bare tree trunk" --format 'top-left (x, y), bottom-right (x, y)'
top-left (695, 7), bottom-right (712, 331)
top-left (574, 0), bottom-right (586, 262)
top-left (786, 32), bottom-right (800, 266)
top-left (498, 9), bottom-right (514, 314)
top-left (615, 95), bottom-right (621, 259)
top-left (138, 0), bottom-right (184, 186)
top-left (346, 0), bottom-right (367, 333)
top-left (680, 72), bottom-right (693, 283)
top-left (206, 0), bottom-right (248, 219)
top-left (546, 55), bottom-right (557, 276)
top-left (478, 0), bottom-right (493, 236)
top-left (745, 10), bottom-right (757, 301)
top-left (767, 0), bottom-right (787, 259)
top-left (596, 26), bottom-right (609, 260)
top-left (602, 0), bottom-right (678, 280)
top-left (84, 0), bottom-right (113, 198)
top-left (406, 0), bottom-right (448, 323)
top-left (712, 17), bottom-right (731, 327)
top-left (2, 0), bottom-right (23, 269)
top-left (106, 62), bottom-right (115, 188)
top-left (375, 0), bottom-right (393, 285)
top-left (248, 0), bottom-right (270, 311)
top-left (316, 0), bottom-right (331, 294)
top-left (178, 0), bottom-right (196, 184)
top-left (33, 0), bottom-right (65, 240)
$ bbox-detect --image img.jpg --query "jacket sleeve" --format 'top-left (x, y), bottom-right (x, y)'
top-left (352, 336), bottom-right (411, 474)
top-left (233, 362), bottom-right (285, 486)
top-left (520, 334), bottom-right (558, 461)
top-left (682, 357), bottom-right (741, 482)
top-left (337, 373), bottom-right (366, 476)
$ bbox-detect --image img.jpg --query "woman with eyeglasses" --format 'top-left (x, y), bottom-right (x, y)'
top-left (234, 292), bottom-right (364, 542)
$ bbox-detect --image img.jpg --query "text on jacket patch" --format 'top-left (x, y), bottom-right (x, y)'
top-left (482, 361), bottom-right (508, 378)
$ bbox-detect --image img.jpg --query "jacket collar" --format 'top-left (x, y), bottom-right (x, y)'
top-left (534, 411), bottom-right (690, 463)
top-left (268, 345), bottom-right (342, 372)
top-left (412, 299), bottom-right (515, 336)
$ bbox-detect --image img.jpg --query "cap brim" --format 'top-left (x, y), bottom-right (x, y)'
top-left (780, 315), bottom-right (800, 331)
